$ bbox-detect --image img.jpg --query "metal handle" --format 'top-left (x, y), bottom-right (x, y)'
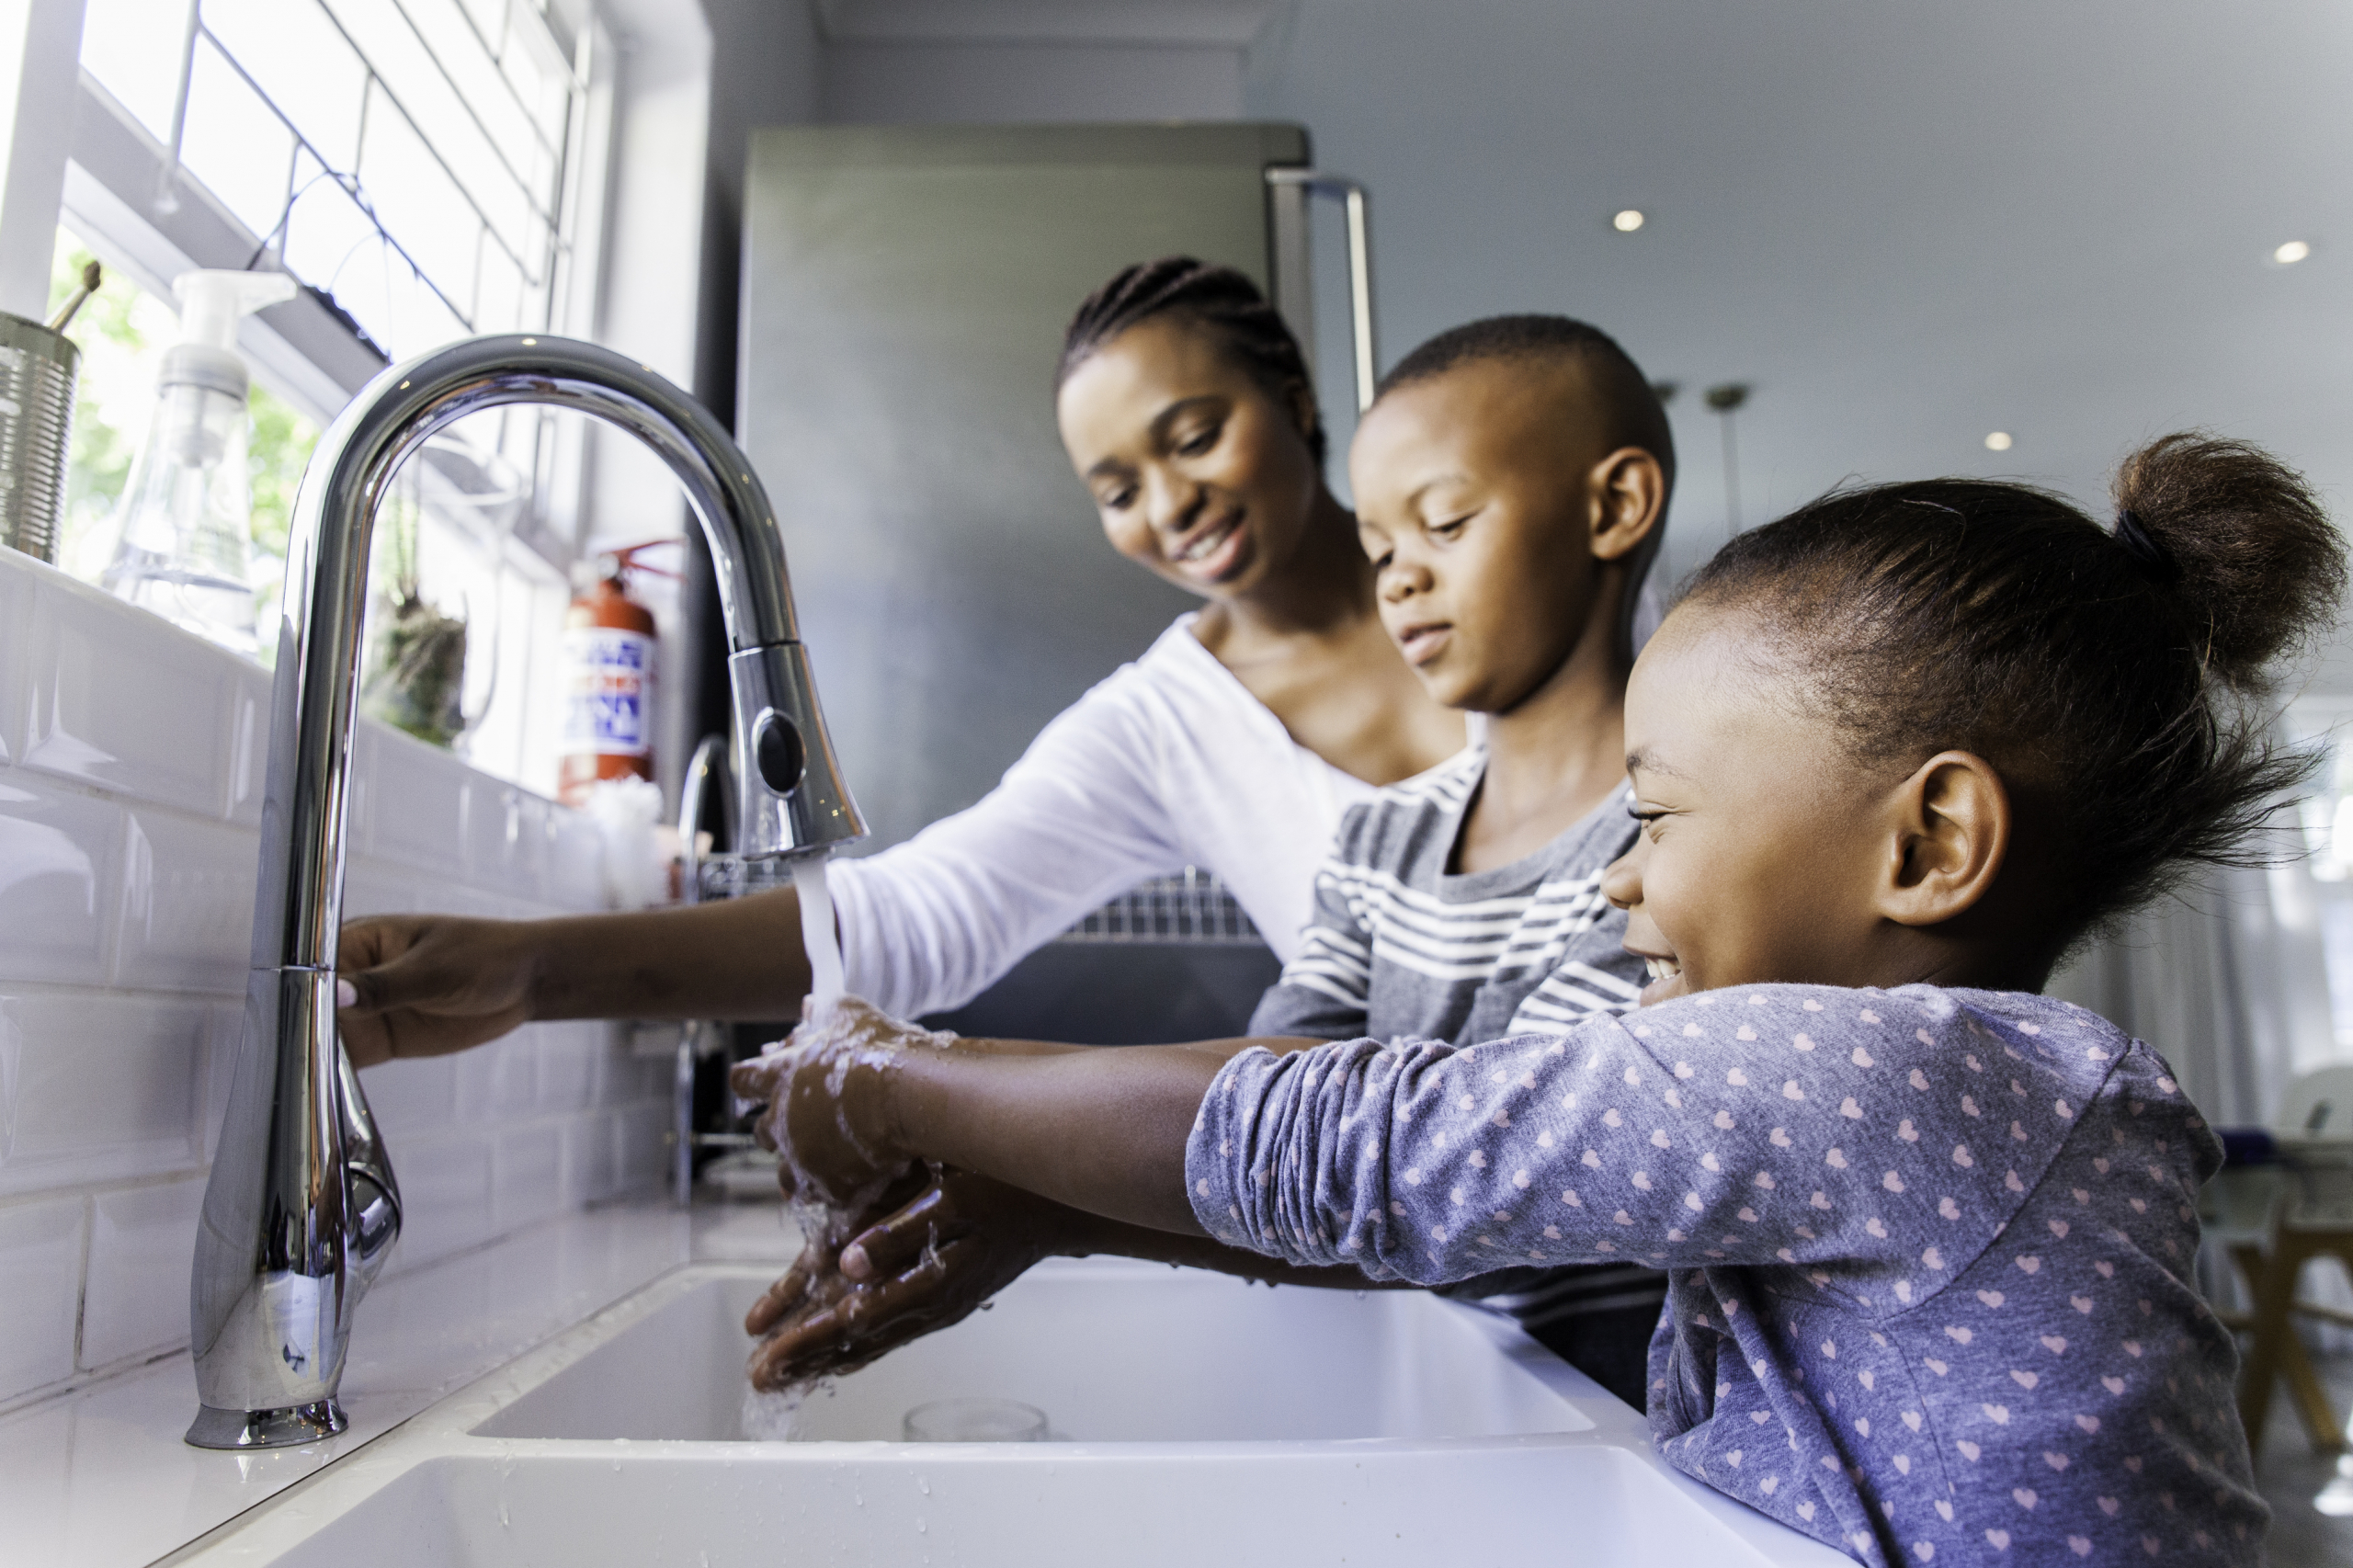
top-left (1266, 170), bottom-right (1377, 414)
top-left (674, 733), bottom-right (733, 1207)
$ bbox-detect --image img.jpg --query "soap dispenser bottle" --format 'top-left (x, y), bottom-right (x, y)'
top-left (98, 269), bottom-right (296, 655)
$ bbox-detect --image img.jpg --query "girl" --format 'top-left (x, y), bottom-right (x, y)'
top-left (737, 433), bottom-right (2343, 1565)
top-left (330, 259), bottom-right (1463, 1054)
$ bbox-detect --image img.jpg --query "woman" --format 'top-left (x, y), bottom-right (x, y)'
top-left (335, 259), bottom-right (1465, 1063)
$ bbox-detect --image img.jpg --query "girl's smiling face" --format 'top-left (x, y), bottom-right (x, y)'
top-left (1055, 316), bottom-right (1324, 601)
top-left (1603, 601), bottom-right (2019, 1006)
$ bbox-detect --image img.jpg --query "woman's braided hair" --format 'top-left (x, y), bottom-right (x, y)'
top-left (1679, 433), bottom-right (2347, 951)
top-left (1059, 257), bottom-right (1325, 466)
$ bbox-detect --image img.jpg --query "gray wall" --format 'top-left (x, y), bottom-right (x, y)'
top-left (737, 123), bottom-right (1306, 849)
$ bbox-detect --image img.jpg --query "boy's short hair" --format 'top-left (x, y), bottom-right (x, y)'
top-left (1375, 315), bottom-right (1674, 642)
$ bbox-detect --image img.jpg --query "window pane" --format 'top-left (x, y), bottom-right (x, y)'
top-left (202, 0), bottom-right (368, 172)
top-left (408, 0), bottom-right (540, 185)
top-left (358, 106), bottom-right (479, 316)
top-left (180, 38), bottom-right (295, 240)
top-left (321, 0), bottom-right (528, 267)
top-left (81, 0), bottom-right (191, 142)
top-left (281, 165), bottom-right (378, 310)
top-left (472, 239), bottom-right (520, 334)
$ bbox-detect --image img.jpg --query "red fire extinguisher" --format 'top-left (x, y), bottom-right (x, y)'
top-left (558, 541), bottom-right (676, 806)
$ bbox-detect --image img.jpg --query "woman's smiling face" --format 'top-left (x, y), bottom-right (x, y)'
top-left (1604, 602), bottom-right (1916, 1006)
top-left (1055, 316), bottom-right (1324, 601)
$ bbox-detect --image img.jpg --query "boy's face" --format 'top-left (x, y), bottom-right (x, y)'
top-left (1349, 359), bottom-right (1637, 713)
top-left (1604, 603), bottom-right (1917, 1006)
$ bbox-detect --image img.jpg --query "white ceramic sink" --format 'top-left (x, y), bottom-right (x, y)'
top-left (164, 1258), bottom-right (1849, 1566)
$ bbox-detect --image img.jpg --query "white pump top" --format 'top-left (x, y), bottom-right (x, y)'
top-left (161, 270), bottom-right (297, 400)
top-left (173, 269), bottom-right (297, 351)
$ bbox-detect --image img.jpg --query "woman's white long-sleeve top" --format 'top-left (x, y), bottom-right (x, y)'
top-left (829, 615), bottom-right (1386, 1020)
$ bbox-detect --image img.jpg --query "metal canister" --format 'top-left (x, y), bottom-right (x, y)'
top-left (0, 312), bottom-right (78, 565)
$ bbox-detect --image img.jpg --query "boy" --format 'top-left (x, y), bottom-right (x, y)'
top-left (1246, 315), bottom-right (1673, 1403)
top-left (741, 315), bottom-right (1678, 1405)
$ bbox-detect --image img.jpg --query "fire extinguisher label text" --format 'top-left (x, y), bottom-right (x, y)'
top-left (561, 628), bottom-right (656, 756)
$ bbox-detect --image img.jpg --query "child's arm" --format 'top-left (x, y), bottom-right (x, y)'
top-left (1199, 995), bottom-right (2081, 1301)
top-left (738, 994), bottom-right (2071, 1307)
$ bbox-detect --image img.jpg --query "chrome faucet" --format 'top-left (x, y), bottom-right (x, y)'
top-left (186, 335), bottom-right (865, 1449)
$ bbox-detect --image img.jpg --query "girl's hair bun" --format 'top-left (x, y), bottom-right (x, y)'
top-left (2112, 432), bottom-right (2345, 690)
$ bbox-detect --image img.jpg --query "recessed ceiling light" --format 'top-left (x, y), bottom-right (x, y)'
top-left (2275, 240), bottom-right (2313, 266)
top-left (1984, 431), bottom-right (2013, 452)
top-left (1612, 210), bottom-right (1644, 233)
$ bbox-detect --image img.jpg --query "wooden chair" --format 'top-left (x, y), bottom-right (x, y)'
top-left (2232, 1067), bottom-right (2353, 1460)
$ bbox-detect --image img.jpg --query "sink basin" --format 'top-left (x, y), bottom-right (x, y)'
top-left (166, 1258), bottom-right (1849, 1566)
top-left (477, 1259), bottom-right (1586, 1444)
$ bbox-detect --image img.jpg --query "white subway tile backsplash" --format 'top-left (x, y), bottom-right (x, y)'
top-left (0, 990), bottom-right (208, 1196)
top-left (357, 1055), bottom-right (459, 1143)
top-left (385, 1128), bottom-right (495, 1268)
top-left (615, 1101), bottom-right (666, 1192)
top-left (18, 573), bottom-right (243, 819)
top-left (223, 660), bottom-right (269, 827)
top-left (80, 1176), bottom-right (204, 1368)
top-left (561, 1113), bottom-right (617, 1208)
top-left (200, 1002), bottom-right (239, 1165)
top-left (0, 562), bottom-right (31, 767)
top-left (117, 806), bottom-right (257, 993)
top-left (365, 728), bottom-right (469, 875)
top-left (539, 1026), bottom-right (599, 1113)
top-left (494, 1124), bottom-right (564, 1233)
top-left (0, 770), bottom-right (124, 988)
top-left (456, 1029), bottom-right (542, 1120)
top-left (0, 551), bottom-right (617, 1407)
top-left (465, 785), bottom-right (542, 901)
top-left (0, 1194), bottom-right (86, 1403)
top-left (341, 860), bottom-right (425, 920)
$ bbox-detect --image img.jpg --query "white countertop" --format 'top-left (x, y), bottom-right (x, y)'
top-left (0, 1199), bottom-right (805, 1568)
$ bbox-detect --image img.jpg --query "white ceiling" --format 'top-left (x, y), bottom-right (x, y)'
top-left (1245, 1), bottom-right (2353, 614)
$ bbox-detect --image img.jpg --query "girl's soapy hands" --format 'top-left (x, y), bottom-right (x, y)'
top-left (727, 996), bottom-right (958, 1210)
top-left (744, 1165), bottom-right (1064, 1391)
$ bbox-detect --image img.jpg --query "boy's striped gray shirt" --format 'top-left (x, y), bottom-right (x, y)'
top-left (1249, 750), bottom-right (1661, 1342)
top-left (1253, 751), bottom-right (1647, 1048)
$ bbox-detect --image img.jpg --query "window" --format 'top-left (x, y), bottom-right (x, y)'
top-left (2288, 700), bottom-right (2353, 1050)
top-left (59, 0), bottom-right (615, 796)
top-left (80, 0), bottom-right (590, 361)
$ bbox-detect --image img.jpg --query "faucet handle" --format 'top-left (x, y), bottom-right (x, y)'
top-left (335, 1044), bottom-right (402, 1295)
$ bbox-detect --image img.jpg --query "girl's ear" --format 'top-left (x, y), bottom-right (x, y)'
top-left (1588, 447), bottom-right (1667, 562)
top-left (1877, 751), bottom-right (2010, 927)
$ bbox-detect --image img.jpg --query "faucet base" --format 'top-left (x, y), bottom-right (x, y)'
top-left (185, 1400), bottom-right (348, 1450)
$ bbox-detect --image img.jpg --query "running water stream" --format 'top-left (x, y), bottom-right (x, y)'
top-left (792, 855), bottom-right (844, 1009)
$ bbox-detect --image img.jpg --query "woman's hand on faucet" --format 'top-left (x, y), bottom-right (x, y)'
top-left (336, 915), bottom-right (540, 1067)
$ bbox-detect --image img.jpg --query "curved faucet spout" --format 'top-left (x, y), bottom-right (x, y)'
top-left (188, 335), bottom-right (864, 1449)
